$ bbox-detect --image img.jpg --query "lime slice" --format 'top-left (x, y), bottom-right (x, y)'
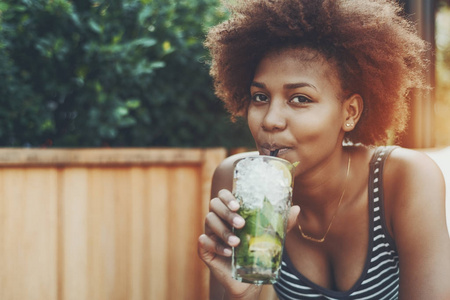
top-left (249, 235), bottom-right (282, 256)
top-left (269, 160), bottom-right (293, 186)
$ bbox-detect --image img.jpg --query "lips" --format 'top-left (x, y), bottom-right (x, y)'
top-left (259, 143), bottom-right (292, 156)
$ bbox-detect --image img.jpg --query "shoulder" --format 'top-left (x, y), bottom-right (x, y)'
top-left (382, 146), bottom-right (446, 238)
top-left (384, 147), bottom-right (445, 194)
top-left (210, 151), bottom-right (259, 197)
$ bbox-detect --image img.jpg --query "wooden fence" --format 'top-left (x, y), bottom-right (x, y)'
top-left (0, 148), bottom-right (227, 300)
top-left (1, 147), bottom-right (447, 300)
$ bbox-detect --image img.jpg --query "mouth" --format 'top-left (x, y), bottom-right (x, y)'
top-left (259, 143), bottom-right (292, 156)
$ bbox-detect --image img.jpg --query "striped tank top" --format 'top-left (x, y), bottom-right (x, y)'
top-left (273, 146), bottom-right (400, 299)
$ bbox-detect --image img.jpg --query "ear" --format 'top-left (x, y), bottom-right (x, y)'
top-left (342, 94), bottom-right (363, 132)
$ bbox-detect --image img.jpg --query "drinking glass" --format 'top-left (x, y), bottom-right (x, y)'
top-left (231, 156), bottom-right (296, 284)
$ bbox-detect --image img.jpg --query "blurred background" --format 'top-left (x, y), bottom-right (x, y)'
top-left (0, 0), bottom-right (254, 149)
top-left (0, 1), bottom-right (449, 300)
top-left (436, 0), bottom-right (450, 146)
top-left (0, 0), bottom-right (448, 149)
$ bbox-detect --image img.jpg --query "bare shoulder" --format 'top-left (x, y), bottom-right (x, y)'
top-left (383, 146), bottom-right (447, 239)
top-left (385, 147), bottom-right (445, 191)
top-left (210, 151), bottom-right (259, 197)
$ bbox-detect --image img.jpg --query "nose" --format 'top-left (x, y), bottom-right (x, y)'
top-left (261, 102), bottom-right (287, 131)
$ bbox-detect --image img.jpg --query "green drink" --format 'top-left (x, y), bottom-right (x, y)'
top-left (232, 156), bottom-right (296, 284)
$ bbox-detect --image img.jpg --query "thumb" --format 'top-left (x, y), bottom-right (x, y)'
top-left (286, 205), bottom-right (300, 233)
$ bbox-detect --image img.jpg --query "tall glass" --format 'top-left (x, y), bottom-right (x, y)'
top-left (231, 156), bottom-right (296, 284)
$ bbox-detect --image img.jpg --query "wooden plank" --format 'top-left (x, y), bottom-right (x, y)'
top-left (0, 168), bottom-right (58, 300)
top-left (129, 167), bottom-right (146, 300)
top-left (60, 168), bottom-right (89, 300)
top-left (114, 168), bottom-right (132, 300)
top-left (148, 166), bottom-right (170, 299)
top-left (87, 167), bottom-right (118, 300)
top-left (167, 166), bottom-right (202, 300)
top-left (0, 148), bottom-right (219, 166)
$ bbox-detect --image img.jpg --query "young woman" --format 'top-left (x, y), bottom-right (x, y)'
top-left (197, 1), bottom-right (450, 299)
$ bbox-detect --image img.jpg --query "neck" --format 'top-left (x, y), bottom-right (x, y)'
top-left (293, 150), bottom-right (351, 215)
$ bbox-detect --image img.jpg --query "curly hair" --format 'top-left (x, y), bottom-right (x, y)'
top-left (205, 0), bottom-right (429, 145)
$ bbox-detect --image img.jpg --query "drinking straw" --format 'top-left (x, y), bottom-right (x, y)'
top-left (270, 149), bottom-right (279, 157)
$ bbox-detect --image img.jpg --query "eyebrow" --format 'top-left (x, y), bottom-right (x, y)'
top-left (250, 82), bottom-right (266, 88)
top-left (284, 83), bottom-right (317, 91)
top-left (250, 81), bottom-right (317, 91)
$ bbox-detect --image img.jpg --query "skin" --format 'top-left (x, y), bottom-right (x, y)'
top-left (197, 47), bottom-right (450, 299)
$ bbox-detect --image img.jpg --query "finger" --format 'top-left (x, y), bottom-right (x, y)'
top-left (210, 197), bottom-right (245, 229)
top-left (217, 189), bottom-right (240, 211)
top-left (205, 211), bottom-right (241, 247)
top-left (198, 233), bottom-right (232, 257)
top-left (286, 205), bottom-right (301, 232)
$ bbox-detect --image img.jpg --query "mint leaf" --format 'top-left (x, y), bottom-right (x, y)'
top-left (261, 198), bottom-right (286, 238)
top-left (261, 197), bottom-right (274, 221)
top-left (271, 213), bottom-right (286, 239)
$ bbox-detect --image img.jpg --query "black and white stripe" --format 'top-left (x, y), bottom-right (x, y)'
top-left (274, 146), bottom-right (399, 299)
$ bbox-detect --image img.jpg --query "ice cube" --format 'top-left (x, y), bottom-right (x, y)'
top-left (234, 157), bottom-right (292, 210)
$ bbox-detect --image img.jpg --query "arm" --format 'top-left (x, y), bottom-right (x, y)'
top-left (384, 148), bottom-right (450, 299)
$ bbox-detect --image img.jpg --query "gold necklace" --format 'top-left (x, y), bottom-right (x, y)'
top-left (297, 154), bottom-right (351, 243)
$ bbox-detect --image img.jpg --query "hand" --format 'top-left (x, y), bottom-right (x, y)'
top-left (197, 189), bottom-right (301, 299)
top-left (198, 189), bottom-right (255, 298)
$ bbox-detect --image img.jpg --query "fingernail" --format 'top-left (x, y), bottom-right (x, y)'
top-left (229, 200), bottom-right (239, 210)
top-left (233, 216), bottom-right (245, 227)
top-left (198, 234), bottom-right (206, 242)
top-left (223, 248), bottom-right (232, 256)
top-left (228, 235), bottom-right (240, 246)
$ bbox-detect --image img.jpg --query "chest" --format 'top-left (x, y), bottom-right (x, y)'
top-left (285, 190), bottom-right (371, 292)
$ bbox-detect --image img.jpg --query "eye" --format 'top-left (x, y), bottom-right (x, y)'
top-left (290, 95), bottom-right (312, 104)
top-left (251, 93), bottom-right (269, 103)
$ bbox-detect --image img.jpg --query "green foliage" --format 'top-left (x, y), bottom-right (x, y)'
top-left (0, 0), bottom-right (253, 147)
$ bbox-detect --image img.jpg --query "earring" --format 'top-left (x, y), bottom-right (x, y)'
top-left (345, 123), bottom-right (354, 127)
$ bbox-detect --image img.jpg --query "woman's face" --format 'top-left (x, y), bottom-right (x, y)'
top-left (247, 47), bottom-right (348, 173)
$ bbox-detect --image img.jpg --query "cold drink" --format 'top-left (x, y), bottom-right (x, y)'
top-left (232, 156), bottom-right (295, 284)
